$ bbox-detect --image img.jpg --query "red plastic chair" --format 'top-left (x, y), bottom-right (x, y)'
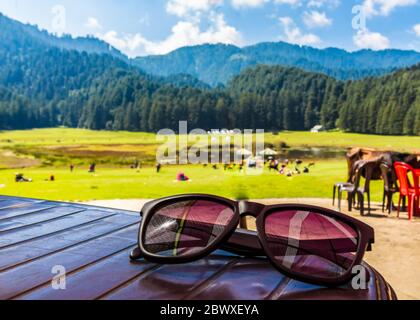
top-left (394, 162), bottom-right (419, 220)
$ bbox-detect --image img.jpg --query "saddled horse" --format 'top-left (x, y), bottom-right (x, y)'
top-left (346, 148), bottom-right (420, 182)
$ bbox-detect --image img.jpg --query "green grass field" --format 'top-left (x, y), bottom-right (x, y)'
top-left (0, 128), bottom-right (418, 201)
top-left (0, 162), bottom-right (387, 202)
top-left (1, 128), bottom-right (419, 150)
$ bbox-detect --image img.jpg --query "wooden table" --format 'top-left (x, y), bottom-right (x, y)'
top-left (0, 196), bottom-right (396, 300)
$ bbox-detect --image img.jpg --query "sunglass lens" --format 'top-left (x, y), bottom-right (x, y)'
top-left (264, 210), bottom-right (359, 280)
top-left (143, 200), bottom-right (235, 258)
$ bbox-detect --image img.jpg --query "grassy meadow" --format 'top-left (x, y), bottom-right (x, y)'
top-left (0, 162), bottom-right (383, 201)
top-left (1, 128), bottom-right (419, 150)
top-left (0, 128), bottom-right (419, 201)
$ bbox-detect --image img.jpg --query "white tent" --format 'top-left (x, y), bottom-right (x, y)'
top-left (236, 148), bottom-right (252, 157)
top-left (258, 148), bottom-right (278, 156)
top-left (311, 125), bottom-right (324, 133)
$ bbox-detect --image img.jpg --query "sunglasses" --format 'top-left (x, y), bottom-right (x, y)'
top-left (130, 194), bottom-right (374, 287)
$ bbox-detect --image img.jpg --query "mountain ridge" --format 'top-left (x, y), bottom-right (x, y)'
top-left (135, 42), bottom-right (420, 86)
top-left (2, 12), bottom-right (420, 87)
top-left (0, 12), bottom-right (126, 60)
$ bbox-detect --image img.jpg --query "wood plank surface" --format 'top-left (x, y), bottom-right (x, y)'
top-left (0, 196), bottom-right (393, 300)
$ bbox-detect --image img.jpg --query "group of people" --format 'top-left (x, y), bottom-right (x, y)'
top-left (14, 162), bottom-right (97, 184)
top-left (13, 157), bottom-right (315, 185)
top-left (199, 158), bottom-right (315, 176)
top-left (269, 158), bottom-right (315, 176)
top-left (15, 173), bottom-right (55, 183)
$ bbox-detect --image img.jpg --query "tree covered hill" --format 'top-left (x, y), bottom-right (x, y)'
top-left (0, 12), bottom-right (134, 129)
top-left (37, 64), bottom-right (419, 136)
top-left (0, 13), bottom-right (208, 129)
top-left (338, 64), bottom-right (420, 135)
top-left (0, 12), bottom-right (125, 60)
top-left (227, 64), bottom-right (420, 135)
top-left (134, 42), bottom-right (420, 86)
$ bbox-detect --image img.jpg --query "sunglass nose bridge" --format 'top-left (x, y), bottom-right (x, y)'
top-left (238, 201), bottom-right (265, 230)
top-left (238, 201), bottom-right (265, 217)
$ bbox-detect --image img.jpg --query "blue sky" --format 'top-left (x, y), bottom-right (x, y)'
top-left (0, 0), bottom-right (419, 57)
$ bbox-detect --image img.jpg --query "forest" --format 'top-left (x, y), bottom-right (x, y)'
top-left (1, 59), bottom-right (419, 135)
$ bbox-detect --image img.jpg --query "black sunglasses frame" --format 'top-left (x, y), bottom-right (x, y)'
top-left (131, 194), bottom-right (375, 287)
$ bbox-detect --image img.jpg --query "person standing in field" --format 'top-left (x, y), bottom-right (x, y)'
top-left (89, 163), bottom-right (96, 173)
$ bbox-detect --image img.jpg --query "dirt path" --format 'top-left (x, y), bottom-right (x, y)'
top-left (85, 198), bottom-right (420, 300)
top-left (0, 149), bottom-right (40, 169)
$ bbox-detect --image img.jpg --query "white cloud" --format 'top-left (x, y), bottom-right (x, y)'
top-left (362, 0), bottom-right (417, 17)
top-left (307, 0), bottom-right (340, 8)
top-left (100, 13), bottom-right (242, 57)
top-left (101, 31), bottom-right (145, 53)
top-left (231, 0), bottom-right (268, 8)
top-left (413, 23), bottom-right (420, 37)
top-left (274, 0), bottom-right (301, 6)
top-left (272, 0), bottom-right (340, 9)
top-left (303, 10), bottom-right (332, 28)
top-left (166, 0), bottom-right (224, 17)
top-left (279, 16), bottom-right (320, 45)
top-left (85, 17), bottom-right (102, 29)
top-left (353, 29), bottom-right (390, 50)
top-left (230, 0), bottom-right (340, 9)
top-left (100, 1), bottom-right (244, 57)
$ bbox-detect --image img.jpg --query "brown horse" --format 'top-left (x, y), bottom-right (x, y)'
top-left (346, 148), bottom-right (420, 182)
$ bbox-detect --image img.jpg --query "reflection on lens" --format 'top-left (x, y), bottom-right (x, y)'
top-left (144, 200), bottom-right (235, 257)
top-left (264, 210), bottom-right (358, 279)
